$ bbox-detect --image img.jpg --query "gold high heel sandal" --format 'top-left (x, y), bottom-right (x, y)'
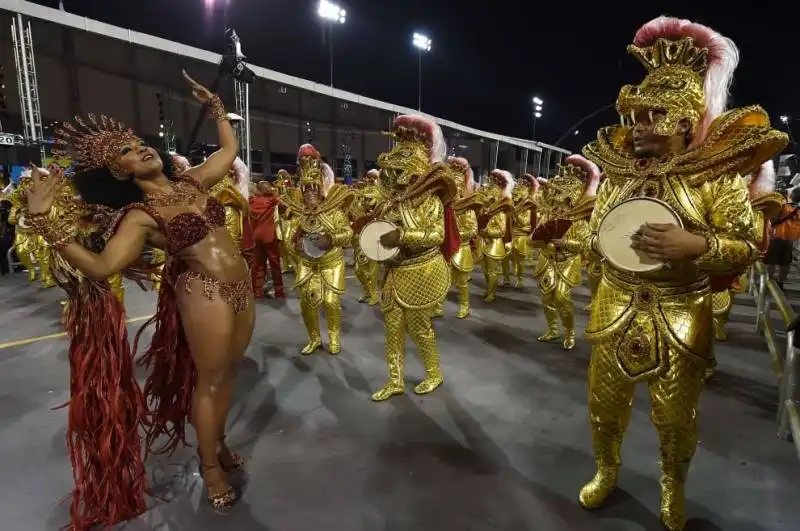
top-left (201, 463), bottom-right (240, 513)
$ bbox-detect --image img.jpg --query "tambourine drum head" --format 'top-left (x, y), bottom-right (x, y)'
top-left (597, 198), bottom-right (682, 273)
top-left (302, 235), bottom-right (326, 259)
top-left (359, 220), bottom-right (400, 262)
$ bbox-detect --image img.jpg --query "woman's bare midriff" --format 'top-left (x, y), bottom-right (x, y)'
top-left (175, 228), bottom-right (249, 282)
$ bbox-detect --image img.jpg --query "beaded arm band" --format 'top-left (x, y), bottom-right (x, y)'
top-left (206, 95), bottom-right (227, 123)
top-left (25, 210), bottom-right (77, 251)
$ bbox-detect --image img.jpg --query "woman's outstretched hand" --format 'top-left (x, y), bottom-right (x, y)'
top-left (183, 70), bottom-right (214, 104)
top-left (26, 164), bottom-right (63, 215)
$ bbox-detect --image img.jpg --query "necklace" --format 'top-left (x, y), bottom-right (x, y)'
top-left (145, 181), bottom-right (197, 208)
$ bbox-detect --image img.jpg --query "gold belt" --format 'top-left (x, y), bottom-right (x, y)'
top-left (605, 269), bottom-right (709, 297)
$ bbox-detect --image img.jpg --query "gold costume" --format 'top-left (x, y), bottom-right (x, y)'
top-left (577, 19), bottom-right (788, 531)
top-left (503, 174), bottom-right (536, 288)
top-left (7, 177), bottom-right (54, 287)
top-left (208, 171), bottom-right (249, 252)
top-left (532, 161), bottom-right (597, 350)
top-left (349, 178), bottom-right (382, 306)
top-left (370, 115), bottom-right (456, 402)
top-left (275, 172), bottom-right (297, 273)
top-left (280, 146), bottom-right (354, 355)
top-left (478, 171), bottom-right (514, 302)
top-left (712, 172), bottom-right (782, 341)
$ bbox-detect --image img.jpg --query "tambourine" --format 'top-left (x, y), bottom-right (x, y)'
top-left (301, 233), bottom-right (327, 259)
top-left (596, 197), bottom-right (682, 273)
top-left (359, 220), bottom-right (400, 262)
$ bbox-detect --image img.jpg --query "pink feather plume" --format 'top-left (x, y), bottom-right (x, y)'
top-left (490, 169), bottom-right (515, 200)
top-left (394, 114), bottom-right (447, 164)
top-left (748, 160), bottom-right (776, 199)
top-left (565, 154), bottom-right (602, 198)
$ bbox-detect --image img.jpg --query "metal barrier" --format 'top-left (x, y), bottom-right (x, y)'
top-left (750, 262), bottom-right (800, 460)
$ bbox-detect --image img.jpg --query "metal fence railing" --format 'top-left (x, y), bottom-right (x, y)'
top-left (750, 261), bottom-right (800, 461)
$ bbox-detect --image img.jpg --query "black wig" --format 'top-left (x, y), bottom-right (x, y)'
top-left (72, 150), bottom-right (177, 210)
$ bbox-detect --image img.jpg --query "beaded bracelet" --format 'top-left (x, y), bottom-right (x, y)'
top-left (206, 94), bottom-right (227, 123)
top-left (25, 211), bottom-right (77, 251)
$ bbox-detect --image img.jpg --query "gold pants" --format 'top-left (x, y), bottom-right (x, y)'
top-left (538, 281), bottom-right (576, 349)
top-left (279, 241), bottom-right (293, 272)
top-left (372, 302), bottom-right (442, 401)
top-left (711, 290), bottom-right (733, 341)
top-left (299, 282), bottom-right (342, 354)
top-left (354, 249), bottom-right (378, 305)
top-left (483, 256), bottom-right (503, 301)
top-left (451, 267), bottom-right (471, 318)
top-left (583, 340), bottom-right (705, 529)
top-left (502, 251), bottom-right (527, 287)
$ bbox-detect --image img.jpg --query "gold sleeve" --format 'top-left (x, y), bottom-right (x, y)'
top-left (400, 194), bottom-right (445, 251)
top-left (562, 219), bottom-right (592, 254)
top-left (484, 212), bottom-right (507, 239)
top-left (329, 209), bottom-right (353, 248)
top-left (7, 186), bottom-right (26, 226)
top-left (459, 210), bottom-right (479, 242)
top-left (695, 174), bottom-right (759, 272)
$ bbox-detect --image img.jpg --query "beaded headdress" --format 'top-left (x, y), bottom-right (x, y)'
top-left (53, 115), bottom-right (141, 175)
top-left (617, 17), bottom-right (739, 147)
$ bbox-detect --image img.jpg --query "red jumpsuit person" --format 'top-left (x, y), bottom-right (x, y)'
top-left (249, 181), bottom-right (285, 298)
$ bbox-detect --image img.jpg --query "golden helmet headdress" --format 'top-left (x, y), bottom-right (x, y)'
top-left (53, 115), bottom-right (142, 176)
top-left (544, 155), bottom-right (601, 211)
top-left (617, 16), bottom-right (739, 148)
top-left (447, 156), bottom-right (475, 197)
top-left (489, 169), bottom-right (515, 200)
top-left (297, 144), bottom-right (334, 195)
top-left (379, 114), bottom-right (447, 186)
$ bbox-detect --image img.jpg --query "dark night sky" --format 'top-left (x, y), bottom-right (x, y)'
top-left (30, 0), bottom-right (799, 153)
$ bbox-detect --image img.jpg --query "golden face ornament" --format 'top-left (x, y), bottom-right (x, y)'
top-left (616, 37), bottom-right (707, 137)
top-left (378, 127), bottom-right (430, 188)
top-left (540, 164), bottom-right (585, 216)
top-left (297, 155), bottom-right (325, 194)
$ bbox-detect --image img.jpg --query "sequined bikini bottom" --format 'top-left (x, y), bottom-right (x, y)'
top-left (179, 269), bottom-right (252, 314)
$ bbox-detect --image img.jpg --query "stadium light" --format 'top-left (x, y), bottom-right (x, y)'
top-left (533, 96), bottom-right (544, 106)
top-left (318, 0), bottom-right (346, 24)
top-left (412, 33), bottom-right (432, 111)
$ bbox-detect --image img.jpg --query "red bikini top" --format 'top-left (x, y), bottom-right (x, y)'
top-left (106, 175), bottom-right (226, 254)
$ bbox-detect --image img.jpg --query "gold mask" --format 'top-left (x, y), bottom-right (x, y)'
top-left (540, 164), bottom-right (585, 216)
top-left (617, 36), bottom-right (707, 137)
top-left (378, 126), bottom-right (430, 188)
top-left (297, 155), bottom-right (325, 192)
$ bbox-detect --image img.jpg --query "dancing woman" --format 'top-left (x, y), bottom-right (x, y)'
top-left (23, 71), bottom-right (252, 528)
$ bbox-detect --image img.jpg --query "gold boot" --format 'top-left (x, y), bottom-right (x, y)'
top-left (659, 461), bottom-right (690, 531)
top-left (413, 327), bottom-right (443, 395)
top-left (537, 304), bottom-right (560, 342)
top-left (501, 257), bottom-right (512, 287)
top-left (556, 292), bottom-right (576, 350)
top-left (372, 309), bottom-right (406, 401)
top-left (484, 267), bottom-right (499, 303)
top-left (300, 299), bottom-right (322, 355)
top-left (456, 284), bottom-right (470, 319)
top-left (579, 424), bottom-right (623, 509)
top-left (324, 296), bottom-right (342, 355)
top-left (514, 257), bottom-right (525, 289)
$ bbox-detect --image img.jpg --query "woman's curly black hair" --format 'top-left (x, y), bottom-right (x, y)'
top-left (72, 150), bottom-right (177, 210)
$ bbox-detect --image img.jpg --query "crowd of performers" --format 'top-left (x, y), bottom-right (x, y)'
top-left (5, 16), bottom-right (791, 531)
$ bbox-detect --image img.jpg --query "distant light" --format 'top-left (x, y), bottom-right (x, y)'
top-left (458, 144), bottom-right (468, 149)
top-left (160, 123), bottom-right (164, 129)
top-left (532, 97), bottom-right (543, 105)
top-left (158, 132), bottom-right (165, 138)
top-left (534, 112), bottom-right (542, 118)
top-left (535, 105), bottom-right (542, 112)
top-left (318, 0), bottom-right (346, 24)
top-left (574, 130), bottom-right (579, 135)
top-left (780, 115), bottom-right (790, 124)
top-left (412, 32), bottom-right (432, 52)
